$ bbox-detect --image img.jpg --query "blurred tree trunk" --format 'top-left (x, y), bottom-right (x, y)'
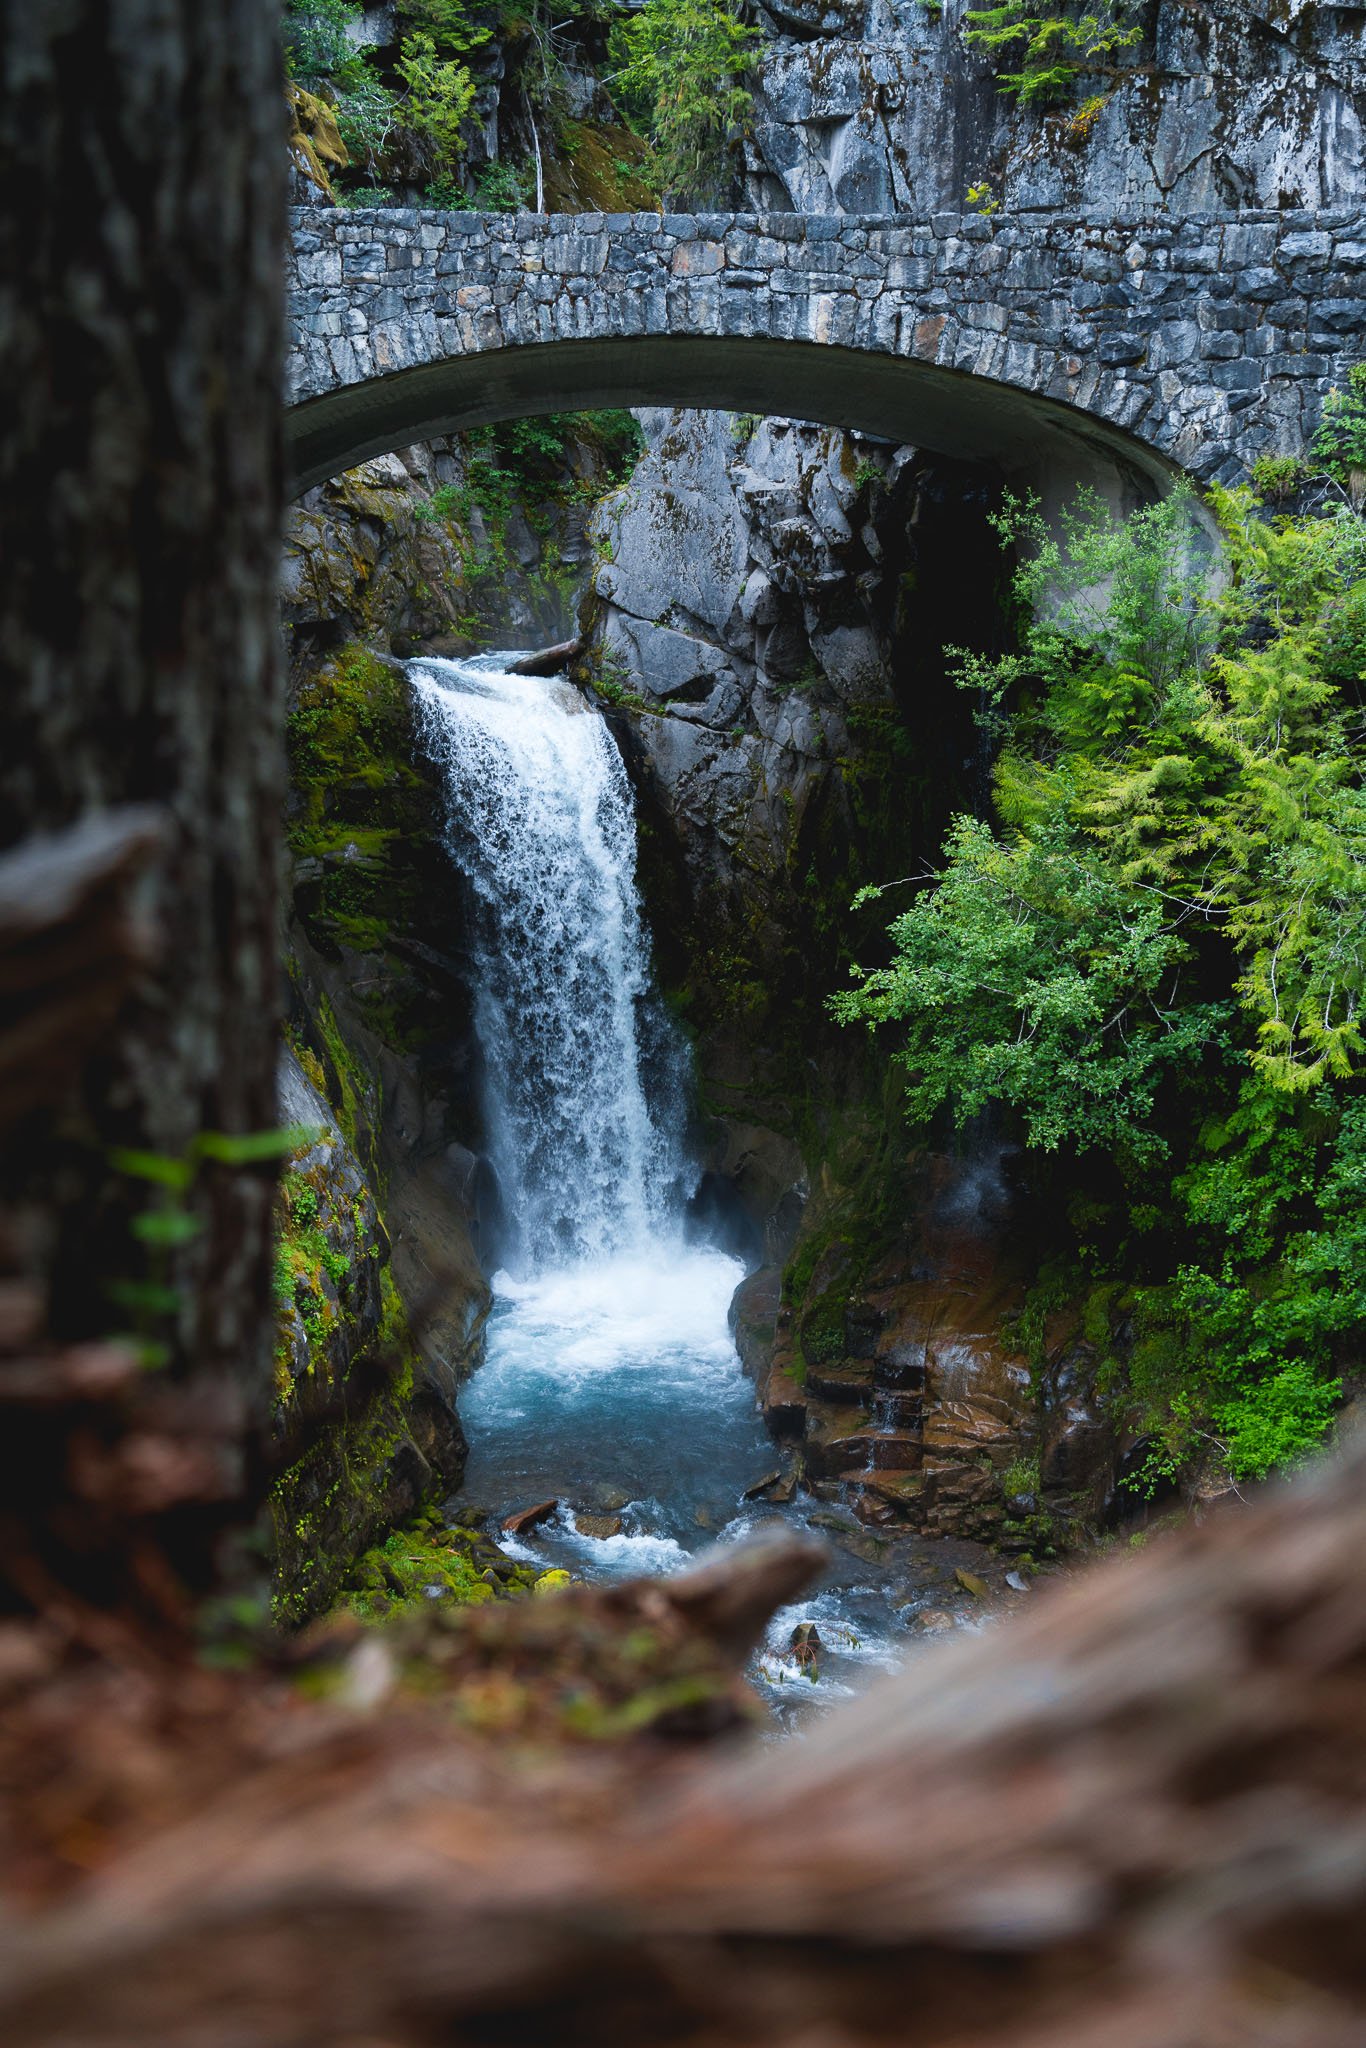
top-left (0, 0), bottom-right (286, 1597)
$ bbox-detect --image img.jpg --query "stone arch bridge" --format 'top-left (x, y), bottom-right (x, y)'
top-left (286, 206), bottom-right (1366, 499)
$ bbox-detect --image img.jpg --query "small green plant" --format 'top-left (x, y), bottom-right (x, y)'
top-left (853, 458), bottom-right (883, 490)
top-left (964, 0), bottom-right (1140, 104)
top-left (110, 1126), bottom-right (316, 1365)
top-left (965, 180), bottom-right (999, 215)
top-left (1311, 364), bottom-right (1366, 508)
top-left (1066, 90), bottom-right (1109, 143)
top-left (1003, 1453), bottom-right (1042, 1501)
top-left (1250, 453), bottom-right (1309, 505)
top-left (336, 183), bottom-right (396, 208)
top-left (473, 158), bottom-right (535, 210)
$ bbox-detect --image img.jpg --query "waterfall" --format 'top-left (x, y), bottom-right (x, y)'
top-left (415, 656), bottom-right (909, 1719)
top-left (410, 653), bottom-right (682, 1272)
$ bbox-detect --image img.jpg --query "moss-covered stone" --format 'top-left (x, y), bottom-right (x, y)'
top-left (335, 1516), bottom-right (548, 1620)
top-left (540, 120), bottom-right (658, 212)
top-left (269, 1048), bottom-right (468, 1627)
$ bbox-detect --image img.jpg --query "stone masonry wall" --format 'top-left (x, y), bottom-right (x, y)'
top-left (287, 206), bottom-right (1366, 487)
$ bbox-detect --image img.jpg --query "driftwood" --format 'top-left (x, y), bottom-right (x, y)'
top-left (0, 1436), bottom-right (1361, 2046)
top-left (507, 637), bottom-right (583, 677)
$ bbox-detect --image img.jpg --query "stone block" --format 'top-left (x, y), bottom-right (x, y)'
top-left (1097, 332), bottom-right (1148, 366)
top-left (671, 241), bottom-right (724, 276)
top-left (1211, 358), bottom-right (1263, 391)
top-left (1205, 332), bottom-right (1245, 360)
top-left (1280, 231), bottom-right (1332, 263)
top-left (1308, 299), bottom-right (1366, 334)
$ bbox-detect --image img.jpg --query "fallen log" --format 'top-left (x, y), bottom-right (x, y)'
top-left (506, 638), bottom-right (583, 677)
top-left (0, 1439), bottom-right (1362, 2046)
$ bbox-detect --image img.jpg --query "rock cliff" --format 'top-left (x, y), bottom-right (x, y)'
top-left (746, 0), bottom-right (1364, 217)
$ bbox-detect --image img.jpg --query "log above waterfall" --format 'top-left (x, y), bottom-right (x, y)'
top-left (506, 638), bottom-right (583, 678)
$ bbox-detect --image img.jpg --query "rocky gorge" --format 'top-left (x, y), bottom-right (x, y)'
top-left (267, 0), bottom-right (1366, 1637)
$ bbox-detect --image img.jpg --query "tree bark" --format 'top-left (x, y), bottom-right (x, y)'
top-left (0, 3), bottom-right (286, 1460)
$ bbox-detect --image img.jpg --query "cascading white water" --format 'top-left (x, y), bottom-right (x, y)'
top-left (409, 649), bottom-right (911, 1722)
top-left (411, 653), bottom-right (681, 1271)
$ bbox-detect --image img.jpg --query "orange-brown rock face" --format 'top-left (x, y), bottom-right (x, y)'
top-left (747, 1147), bottom-right (1117, 1543)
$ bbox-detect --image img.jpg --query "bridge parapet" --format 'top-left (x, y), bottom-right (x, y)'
top-left (286, 207), bottom-right (1366, 493)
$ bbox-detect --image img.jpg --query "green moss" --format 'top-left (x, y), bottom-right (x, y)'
top-left (779, 1085), bottom-right (912, 1371)
top-left (341, 1524), bottom-right (490, 1618)
top-left (270, 1340), bottom-right (421, 1628)
top-left (313, 988), bottom-right (374, 1164)
top-left (541, 119), bottom-right (658, 211)
top-left (270, 1155), bottom-right (435, 1628)
top-left (286, 643), bottom-right (440, 1023)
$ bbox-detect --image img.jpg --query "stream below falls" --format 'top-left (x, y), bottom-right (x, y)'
top-left (410, 651), bottom-right (974, 1724)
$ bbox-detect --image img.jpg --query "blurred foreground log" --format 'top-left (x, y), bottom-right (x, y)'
top-left (0, 1438), bottom-right (1362, 2047)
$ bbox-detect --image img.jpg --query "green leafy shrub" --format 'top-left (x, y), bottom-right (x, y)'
top-left (284, 0), bottom-right (364, 86)
top-left (964, 0), bottom-right (1140, 103)
top-left (1249, 454), bottom-right (1309, 505)
top-left (333, 69), bottom-right (403, 175)
top-left (1310, 364), bottom-right (1366, 507)
top-left (609, 0), bottom-right (763, 201)
top-left (394, 30), bottom-right (477, 153)
top-left (837, 484), bottom-right (1366, 1486)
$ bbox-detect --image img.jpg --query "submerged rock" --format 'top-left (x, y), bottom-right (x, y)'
top-left (573, 1511), bottom-right (624, 1540)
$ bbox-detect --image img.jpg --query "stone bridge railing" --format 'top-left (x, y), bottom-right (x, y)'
top-left (285, 207), bottom-right (1366, 495)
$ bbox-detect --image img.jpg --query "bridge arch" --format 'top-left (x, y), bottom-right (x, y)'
top-left (285, 207), bottom-right (1364, 499)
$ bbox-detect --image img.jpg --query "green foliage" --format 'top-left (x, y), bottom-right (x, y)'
top-left (1003, 1453), bottom-right (1041, 1501)
top-left (833, 810), bottom-right (1225, 1158)
top-left (609, 0), bottom-right (762, 200)
top-left (1249, 454), bottom-right (1309, 505)
top-left (964, 0), bottom-right (1140, 103)
top-left (284, 0), bottom-right (365, 86)
top-left (412, 412), bottom-right (645, 598)
top-left (332, 69), bottom-right (403, 175)
top-left (398, 0), bottom-right (493, 49)
top-left (470, 158), bottom-right (536, 209)
top-left (838, 483), bottom-right (1366, 1486)
top-left (394, 30), bottom-right (478, 152)
top-left (1310, 364), bottom-right (1366, 506)
top-left (300, 0), bottom-right (490, 189)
